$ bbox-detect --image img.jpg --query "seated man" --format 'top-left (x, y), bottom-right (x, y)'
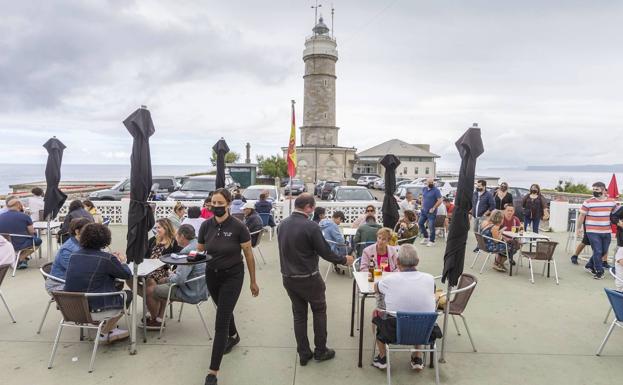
top-left (181, 206), bottom-right (205, 236)
top-left (320, 211), bottom-right (348, 256)
top-left (352, 205), bottom-right (376, 228)
top-left (242, 202), bottom-right (264, 247)
top-left (0, 196), bottom-right (42, 269)
top-left (151, 224), bottom-right (207, 327)
top-left (372, 244), bottom-right (436, 371)
top-left (64, 223), bottom-right (132, 343)
top-left (45, 218), bottom-right (91, 293)
top-left (353, 214), bottom-right (381, 256)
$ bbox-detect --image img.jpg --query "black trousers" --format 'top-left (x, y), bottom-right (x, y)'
top-left (282, 274), bottom-right (328, 356)
top-left (205, 263), bottom-right (244, 371)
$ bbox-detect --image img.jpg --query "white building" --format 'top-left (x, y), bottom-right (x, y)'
top-left (354, 139), bottom-right (439, 179)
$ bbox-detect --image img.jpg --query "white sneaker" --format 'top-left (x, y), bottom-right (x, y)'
top-left (100, 328), bottom-right (129, 343)
top-left (426, 241), bottom-right (435, 247)
top-left (420, 238), bottom-right (429, 245)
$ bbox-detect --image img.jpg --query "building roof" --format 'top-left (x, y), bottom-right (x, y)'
top-left (357, 139), bottom-right (439, 159)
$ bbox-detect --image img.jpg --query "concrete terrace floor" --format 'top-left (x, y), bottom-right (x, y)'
top-left (0, 227), bottom-right (621, 385)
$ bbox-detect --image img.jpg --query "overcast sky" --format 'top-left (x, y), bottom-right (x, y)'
top-left (1, 0), bottom-right (622, 170)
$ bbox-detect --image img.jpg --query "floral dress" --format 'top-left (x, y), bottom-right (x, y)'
top-left (481, 225), bottom-right (509, 256)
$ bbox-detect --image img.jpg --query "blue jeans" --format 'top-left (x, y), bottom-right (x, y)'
top-left (585, 232), bottom-right (611, 274)
top-left (419, 211), bottom-right (437, 242)
top-left (524, 215), bottom-right (540, 233)
top-left (13, 236), bottom-right (42, 251)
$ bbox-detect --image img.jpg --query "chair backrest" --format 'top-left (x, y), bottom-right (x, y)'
top-left (51, 291), bottom-right (94, 324)
top-left (434, 215), bottom-right (446, 228)
top-left (253, 229), bottom-right (264, 247)
top-left (605, 288), bottom-right (623, 322)
top-left (0, 264), bottom-right (10, 286)
top-left (532, 241), bottom-right (558, 261)
top-left (474, 233), bottom-right (488, 251)
top-left (40, 262), bottom-right (57, 282)
top-left (395, 312), bottom-right (438, 345)
top-left (258, 212), bottom-right (273, 226)
top-left (449, 273), bottom-right (478, 315)
top-left (0, 233), bottom-right (11, 242)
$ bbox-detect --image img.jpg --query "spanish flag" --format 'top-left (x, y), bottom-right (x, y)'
top-left (287, 101), bottom-right (297, 177)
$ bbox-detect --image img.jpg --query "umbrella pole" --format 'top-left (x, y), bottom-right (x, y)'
top-left (46, 218), bottom-right (51, 262)
top-left (439, 280), bottom-right (451, 363)
top-left (129, 265), bottom-right (139, 355)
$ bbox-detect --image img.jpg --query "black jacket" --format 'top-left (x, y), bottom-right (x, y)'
top-left (611, 206), bottom-right (623, 247)
top-left (277, 211), bottom-right (347, 276)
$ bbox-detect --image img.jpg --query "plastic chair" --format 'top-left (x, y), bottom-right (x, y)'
top-left (603, 267), bottom-right (623, 324)
top-left (1, 233), bottom-right (37, 276)
top-left (373, 312), bottom-right (440, 385)
top-left (48, 291), bottom-right (128, 372)
top-left (0, 264), bottom-right (16, 323)
top-left (470, 233), bottom-right (509, 274)
top-left (519, 241), bottom-right (559, 284)
top-left (596, 288), bottom-right (623, 356)
top-left (158, 274), bottom-right (212, 339)
top-left (434, 215), bottom-right (447, 241)
top-left (258, 212), bottom-right (275, 240)
top-left (437, 274), bottom-right (478, 352)
top-left (249, 229), bottom-right (267, 269)
top-left (38, 262), bottom-right (66, 333)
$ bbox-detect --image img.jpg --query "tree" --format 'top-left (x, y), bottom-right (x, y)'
top-left (555, 180), bottom-right (591, 194)
top-left (257, 154), bottom-right (287, 178)
top-left (210, 150), bottom-right (240, 166)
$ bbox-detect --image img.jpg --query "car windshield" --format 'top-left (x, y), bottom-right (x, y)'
top-left (243, 188), bottom-right (277, 200)
top-left (111, 179), bottom-right (127, 189)
top-left (335, 189), bottom-right (373, 201)
top-left (324, 182), bottom-right (339, 188)
top-left (181, 179), bottom-right (215, 192)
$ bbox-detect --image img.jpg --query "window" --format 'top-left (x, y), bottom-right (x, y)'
top-left (324, 112), bottom-right (327, 118)
top-left (323, 79), bottom-right (328, 86)
top-left (415, 167), bottom-right (419, 175)
top-left (425, 167), bottom-right (430, 175)
top-left (403, 167), bottom-right (408, 175)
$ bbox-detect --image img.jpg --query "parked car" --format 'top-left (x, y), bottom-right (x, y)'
top-left (328, 186), bottom-right (376, 202)
top-left (280, 177), bottom-right (291, 187)
top-left (436, 180), bottom-right (458, 197)
top-left (167, 175), bottom-right (235, 201)
top-left (395, 179), bottom-right (412, 189)
top-left (373, 179), bottom-right (385, 190)
top-left (284, 179), bottom-right (307, 195)
top-left (489, 186), bottom-right (539, 218)
top-left (394, 184), bottom-right (426, 200)
top-left (357, 175), bottom-right (380, 187)
top-left (319, 181), bottom-right (340, 200)
top-left (89, 176), bottom-right (179, 201)
top-left (243, 185), bottom-right (280, 203)
top-left (314, 180), bottom-right (326, 197)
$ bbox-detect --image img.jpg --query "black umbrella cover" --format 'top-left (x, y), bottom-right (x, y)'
top-left (124, 108), bottom-right (155, 264)
top-left (442, 126), bottom-right (484, 286)
top-left (213, 138), bottom-right (230, 189)
top-left (380, 154), bottom-right (401, 230)
top-left (42, 137), bottom-right (68, 220)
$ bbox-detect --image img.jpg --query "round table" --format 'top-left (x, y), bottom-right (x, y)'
top-left (159, 253), bottom-right (212, 266)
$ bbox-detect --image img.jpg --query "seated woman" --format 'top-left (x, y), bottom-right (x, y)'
top-left (481, 210), bottom-right (516, 272)
top-left (59, 200), bottom-right (94, 243)
top-left (181, 206), bottom-right (205, 236)
top-left (394, 210), bottom-right (419, 245)
top-left (359, 227), bottom-right (399, 272)
top-left (64, 223), bottom-right (132, 343)
top-left (168, 202), bottom-right (186, 230)
top-left (45, 217), bottom-right (91, 292)
top-left (83, 200), bottom-right (103, 223)
top-left (141, 218), bottom-right (181, 329)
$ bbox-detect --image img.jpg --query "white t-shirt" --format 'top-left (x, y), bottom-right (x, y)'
top-left (615, 247), bottom-right (623, 291)
top-left (181, 217), bottom-right (205, 237)
top-left (28, 196), bottom-right (45, 222)
top-left (378, 271), bottom-right (436, 313)
top-left (399, 199), bottom-right (415, 214)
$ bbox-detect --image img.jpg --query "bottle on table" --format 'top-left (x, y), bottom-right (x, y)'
top-left (368, 259), bottom-right (375, 282)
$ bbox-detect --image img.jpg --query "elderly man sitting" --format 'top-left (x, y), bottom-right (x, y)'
top-left (372, 244), bottom-right (436, 372)
top-left (0, 196), bottom-right (42, 269)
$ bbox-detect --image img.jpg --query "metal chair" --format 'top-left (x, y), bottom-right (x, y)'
top-left (1, 233), bottom-right (37, 276)
top-left (324, 239), bottom-right (349, 281)
top-left (437, 273), bottom-right (478, 352)
top-left (158, 274), bottom-right (212, 339)
top-left (603, 267), bottom-right (623, 324)
top-left (0, 264), bottom-right (16, 323)
top-left (38, 262), bottom-right (65, 334)
top-left (372, 312), bottom-right (440, 385)
top-left (596, 288), bottom-right (623, 356)
top-left (470, 233), bottom-right (509, 274)
top-left (249, 229), bottom-right (267, 269)
top-left (48, 291), bottom-right (129, 372)
top-left (519, 241), bottom-right (559, 284)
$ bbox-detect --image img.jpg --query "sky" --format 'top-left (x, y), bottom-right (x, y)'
top-left (1, 0), bottom-right (622, 170)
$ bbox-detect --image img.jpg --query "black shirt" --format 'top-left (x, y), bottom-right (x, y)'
top-left (277, 211), bottom-right (346, 277)
top-left (198, 215), bottom-right (251, 270)
top-left (494, 192), bottom-right (513, 210)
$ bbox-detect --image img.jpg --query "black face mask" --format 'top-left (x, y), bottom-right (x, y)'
top-left (593, 191), bottom-right (602, 198)
top-left (212, 206), bottom-right (227, 217)
top-left (530, 190), bottom-right (538, 194)
top-left (476, 187), bottom-right (483, 192)
top-left (428, 183), bottom-right (434, 188)
top-left (500, 186), bottom-right (507, 191)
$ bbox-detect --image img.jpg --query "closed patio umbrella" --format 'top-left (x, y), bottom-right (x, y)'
top-left (124, 106), bottom-right (155, 354)
top-left (213, 138), bottom-right (230, 189)
top-left (440, 123), bottom-right (483, 362)
top-left (607, 174), bottom-right (619, 233)
top-left (42, 137), bottom-right (68, 260)
top-left (380, 154), bottom-right (401, 230)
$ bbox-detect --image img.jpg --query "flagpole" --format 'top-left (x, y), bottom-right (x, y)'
top-left (289, 99), bottom-right (296, 213)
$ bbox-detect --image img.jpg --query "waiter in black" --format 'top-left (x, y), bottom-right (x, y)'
top-left (278, 193), bottom-right (354, 366)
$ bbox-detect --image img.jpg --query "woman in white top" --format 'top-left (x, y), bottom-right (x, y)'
top-left (27, 187), bottom-right (45, 222)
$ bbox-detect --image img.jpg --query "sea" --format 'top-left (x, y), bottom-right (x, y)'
top-left (0, 163), bottom-right (620, 195)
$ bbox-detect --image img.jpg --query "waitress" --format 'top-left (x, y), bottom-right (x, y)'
top-left (197, 188), bottom-right (259, 385)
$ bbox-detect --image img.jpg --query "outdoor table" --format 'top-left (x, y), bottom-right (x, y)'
top-left (33, 221), bottom-right (61, 260)
top-left (350, 271), bottom-right (395, 367)
top-left (502, 231), bottom-right (550, 276)
top-left (159, 253), bottom-right (212, 266)
top-left (342, 227), bottom-right (357, 237)
top-left (128, 259), bottom-right (165, 343)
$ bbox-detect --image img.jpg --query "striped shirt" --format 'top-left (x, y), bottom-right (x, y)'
top-left (580, 197), bottom-right (617, 234)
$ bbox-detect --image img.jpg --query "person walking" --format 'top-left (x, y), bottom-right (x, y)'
top-left (521, 184), bottom-right (548, 233)
top-left (576, 182), bottom-right (617, 280)
top-left (471, 179), bottom-right (495, 233)
top-left (494, 182), bottom-right (513, 210)
top-left (418, 177), bottom-right (443, 247)
top-left (277, 193), bottom-right (354, 366)
top-left (197, 188), bottom-right (259, 385)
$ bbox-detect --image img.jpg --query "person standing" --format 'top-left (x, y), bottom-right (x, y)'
top-left (471, 179), bottom-right (495, 234)
top-left (277, 193), bottom-right (354, 366)
top-left (610, 204), bottom-right (623, 289)
top-left (418, 177), bottom-right (443, 247)
top-left (576, 182), bottom-right (617, 280)
top-left (494, 182), bottom-right (513, 210)
top-left (197, 188), bottom-right (259, 385)
top-left (521, 184), bottom-right (548, 233)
